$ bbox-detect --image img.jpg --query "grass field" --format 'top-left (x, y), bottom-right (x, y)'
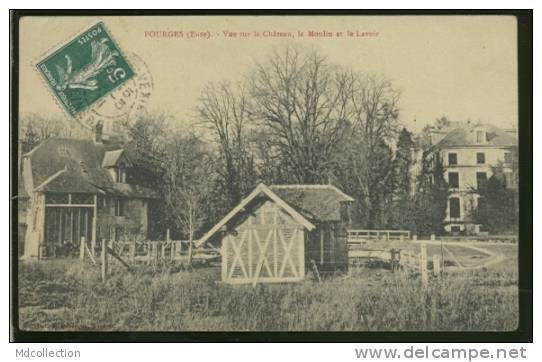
top-left (17, 245), bottom-right (519, 332)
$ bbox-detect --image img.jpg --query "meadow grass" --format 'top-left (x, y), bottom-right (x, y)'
top-left (17, 259), bottom-right (518, 332)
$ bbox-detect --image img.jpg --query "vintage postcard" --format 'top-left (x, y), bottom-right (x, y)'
top-left (12, 12), bottom-right (530, 340)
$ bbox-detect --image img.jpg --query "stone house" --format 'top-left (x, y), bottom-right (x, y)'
top-left (17, 126), bottom-right (159, 259)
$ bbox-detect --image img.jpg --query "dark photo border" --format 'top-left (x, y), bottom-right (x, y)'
top-left (9, 9), bottom-right (533, 343)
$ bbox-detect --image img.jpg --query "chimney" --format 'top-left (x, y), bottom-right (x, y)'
top-left (94, 121), bottom-right (103, 144)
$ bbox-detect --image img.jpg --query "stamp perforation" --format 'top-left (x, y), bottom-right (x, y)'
top-left (32, 19), bottom-right (138, 121)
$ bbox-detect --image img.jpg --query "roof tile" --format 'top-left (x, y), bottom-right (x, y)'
top-left (269, 185), bottom-right (354, 222)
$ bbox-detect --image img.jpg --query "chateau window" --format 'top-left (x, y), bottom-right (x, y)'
top-left (448, 172), bottom-right (459, 188)
top-left (476, 172), bottom-right (488, 189)
top-left (448, 153), bottom-right (457, 165)
top-left (504, 152), bottom-right (513, 164)
top-left (476, 152), bottom-right (485, 164)
top-left (115, 199), bottom-right (125, 217)
top-left (449, 198), bottom-right (461, 218)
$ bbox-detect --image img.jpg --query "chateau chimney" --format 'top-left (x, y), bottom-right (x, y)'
top-left (94, 121), bottom-right (103, 144)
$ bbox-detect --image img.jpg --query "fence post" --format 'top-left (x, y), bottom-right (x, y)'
top-left (420, 243), bottom-right (428, 287)
top-left (91, 232), bottom-right (97, 257)
top-left (161, 241), bottom-right (166, 259)
top-left (413, 234), bottom-right (417, 241)
top-left (102, 239), bottom-right (108, 282)
top-left (130, 239), bottom-right (136, 262)
top-left (433, 254), bottom-right (441, 276)
top-left (147, 241), bottom-right (152, 264)
top-left (166, 229), bottom-right (171, 260)
top-left (80, 236), bottom-right (86, 260)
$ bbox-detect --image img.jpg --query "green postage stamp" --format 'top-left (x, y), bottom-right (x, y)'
top-left (36, 22), bottom-right (135, 117)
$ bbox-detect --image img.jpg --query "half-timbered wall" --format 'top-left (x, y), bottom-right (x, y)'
top-left (221, 199), bottom-right (305, 284)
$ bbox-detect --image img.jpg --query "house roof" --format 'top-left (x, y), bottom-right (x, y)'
top-left (22, 138), bottom-right (158, 199)
top-left (196, 183), bottom-right (354, 247)
top-left (102, 149), bottom-right (126, 168)
top-left (435, 124), bottom-right (517, 148)
top-left (269, 184), bottom-right (354, 222)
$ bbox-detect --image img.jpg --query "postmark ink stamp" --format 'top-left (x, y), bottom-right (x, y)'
top-left (35, 21), bottom-right (135, 117)
top-left (77, 53), bottom-right (154, 135)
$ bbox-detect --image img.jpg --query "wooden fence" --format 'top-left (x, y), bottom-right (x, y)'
top-left (398, 243), bottom-right (441, 286)
top-left (348, 230), bottom-right (517, 246)
top-left (79, 234), bottom-right (220, 282)
top-left (433, 234), bottom-right (518, 243)
top-left (106, 239), bottom-right (218, 263)
top-left (347, 229), bottom-right (411, 248)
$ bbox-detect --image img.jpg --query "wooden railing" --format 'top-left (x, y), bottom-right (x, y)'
top-left (347, 242), bottom-right (440, 287)
top-left (398, 243), bottom-right (442, 286)
top-left (106, 239), bottom-right (219, 263)
top-left (433, 235), bottom-right (518, 243)
top-left (347, 229), bottom-right (411, 248)
top-left (79, 236), bottom-right (220, 281)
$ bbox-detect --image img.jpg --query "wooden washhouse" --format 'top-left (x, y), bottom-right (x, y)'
top-left (196, 183), bottom-right (354, 284)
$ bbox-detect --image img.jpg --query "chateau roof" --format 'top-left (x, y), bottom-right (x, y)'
top-left (435, 124), bottom-right (517, 148)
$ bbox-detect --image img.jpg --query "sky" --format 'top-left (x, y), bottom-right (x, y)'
top-left (19, 15), bottom-right (518, 134)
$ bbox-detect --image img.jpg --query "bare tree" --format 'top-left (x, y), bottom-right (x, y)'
top-left (162, 133), bottom-right (214, 266)
top-left (196, 47), bottom-right (401, 229)
top-left (336, 73), bottom-right (400, 228)
top-left (196, 81), bottom-right (256, 207)
top-left (248, 46), bottom-right (351, 184)
top-left (19, 114), bottom-right (89, 152)
top-left (125, 115), bottom-right (216, 259)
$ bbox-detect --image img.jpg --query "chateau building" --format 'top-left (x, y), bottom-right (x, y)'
top-left (429, 123), bottom-right (517, 234)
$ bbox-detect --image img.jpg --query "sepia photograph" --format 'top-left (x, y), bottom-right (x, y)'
top-left (10, 11), bottom-right (532, 341)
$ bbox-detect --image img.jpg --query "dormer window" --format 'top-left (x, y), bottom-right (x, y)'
top-left (115, 167), bottom-right (127, 183)
top-left (476, 130), bottom-right (486, 143)
top-left (102, 149), bottom-right (132, 184)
